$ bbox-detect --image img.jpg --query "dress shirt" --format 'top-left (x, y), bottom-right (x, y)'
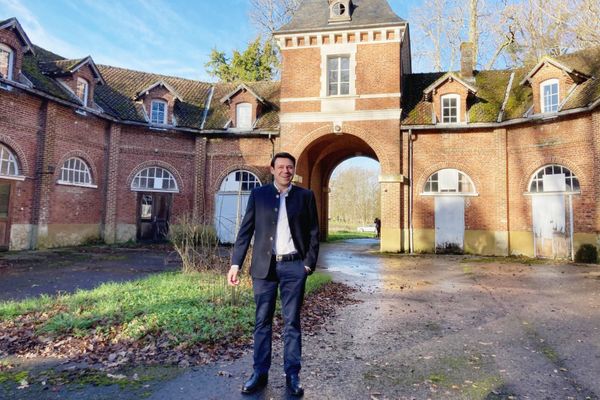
top-left (274, 183), bottom-right (296, 255)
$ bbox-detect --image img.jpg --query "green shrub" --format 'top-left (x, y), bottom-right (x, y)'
top-left (575, 244), bottom-right (598, 264)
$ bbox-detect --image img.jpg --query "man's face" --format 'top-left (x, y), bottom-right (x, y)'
top-left (271, 157), bottom-right (295, 188)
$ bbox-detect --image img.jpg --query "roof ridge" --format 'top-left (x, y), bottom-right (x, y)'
top-left (97, 64), bottom-right (213, 86)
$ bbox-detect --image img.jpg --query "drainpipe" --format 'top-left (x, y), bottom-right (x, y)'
top-left (408, 129), bottom-right (414, 254)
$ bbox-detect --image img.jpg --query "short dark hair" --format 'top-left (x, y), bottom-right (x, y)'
top-left (270, 152), bottom-right (296, 168)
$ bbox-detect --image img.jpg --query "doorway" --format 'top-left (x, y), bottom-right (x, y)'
top-left (0, 181), bottom-right (12, 250)
top-left (435, 196), bottom-right (465, 253)
top-left (137, 192), bottom-right (172, 242)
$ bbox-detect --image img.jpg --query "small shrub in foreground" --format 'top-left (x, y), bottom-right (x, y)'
top-left (575, 244), bottom-right (598, 264)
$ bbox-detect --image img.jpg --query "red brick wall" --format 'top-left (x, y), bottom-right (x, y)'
top-left (280, 47), bottom-right (321, 99)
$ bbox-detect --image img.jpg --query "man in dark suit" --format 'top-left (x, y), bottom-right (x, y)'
top-left (227, 152), bottom-right (319, 397)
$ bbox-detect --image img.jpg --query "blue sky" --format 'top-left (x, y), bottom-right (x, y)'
top-left (0, 0), bottom-right (418, 82)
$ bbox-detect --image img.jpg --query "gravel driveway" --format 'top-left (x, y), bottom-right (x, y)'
top-left (151, 240), bottom-right (600, 400)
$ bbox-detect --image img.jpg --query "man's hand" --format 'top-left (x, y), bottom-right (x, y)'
top-left (227, 266), bottom-right (240, 286)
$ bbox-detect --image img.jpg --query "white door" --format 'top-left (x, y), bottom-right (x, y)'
top-left (435, 196), bottom-right (465, 253)
top-left (532, 195), bottom-right (570, 258)
top-left (215, 192), bottom-right (250, 244)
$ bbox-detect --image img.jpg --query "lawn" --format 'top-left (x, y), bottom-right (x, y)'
top-left (0, 271), bottom-right (332, 346)
top-left (327, 230), bottom-right (377, 242)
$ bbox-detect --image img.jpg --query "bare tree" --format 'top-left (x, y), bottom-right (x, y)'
top-left (249, 0), bottom-right (302, 38)
top-left (329, 167), bottom-right (380, 226)
top-left (411, 0), bottom-right (466, 71)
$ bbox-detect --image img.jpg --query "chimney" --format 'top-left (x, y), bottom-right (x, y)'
top-left (460, 42), bottom-right (474, 79)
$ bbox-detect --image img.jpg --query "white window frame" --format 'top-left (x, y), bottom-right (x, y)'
top-left (131, 166), bottom-right (179, 193)
top-left (219, 170), bottom-right (261, 193)
top-left (440, 94), bottom-right (460, 123)
top-left (150, 100), bottom-right (167, 125)
top-left (422, 169), bottom-right (478, 196)
top-left (76, 78), bottom-right (89, 106)
top-left (0, 44), bottom-right (14, 81)
top-left (327, 55), bottom-right (351, 97)
top-left (331, 2), bottom-right (346, 16)
top-left (527, 164), bottom-right (580, 195)
top-left (58, 157), bottom-right (97, 188)
top-left (540, 79), bottom-right (559, 113)
top-left (236, 103), bottom-right (253, 129)
top-left (0, 144), bottom-right (21, 179)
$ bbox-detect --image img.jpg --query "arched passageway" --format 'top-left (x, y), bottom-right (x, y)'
top-left (294, 133), bottom-right (379, 240)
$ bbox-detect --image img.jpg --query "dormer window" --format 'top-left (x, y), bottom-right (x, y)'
top-left (328, 0), bottom-right (351, 22)
top-left (76, 78), bottom-right (89, 106)
top-left (541, 79), bottom-right (559, 113)
top-left (441, 94), bottom-right (460, 123)
top-left (236, 103), bottom-right (252, 129)
top-left (328, 56), bottom-right (350, 96)
top-left (150, 99), bottom-right (167, 124)
top-left (0, 44), bottom-right (14, 81)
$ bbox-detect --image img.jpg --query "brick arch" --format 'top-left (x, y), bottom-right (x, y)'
top-left (0, 134), bottom-right (30, 176)
top-left (519, 156), bottom-right (587, 193)
top-left (291, 123), bottom-right (392, 173)
top-left (55, 150), bottom-right (99, 183)
top-left (416, 162), bottom-right (482, 195)
top-left (127, 160), bottom-right (184, 192)
top-left (211, 164), bottom-right (268, 195)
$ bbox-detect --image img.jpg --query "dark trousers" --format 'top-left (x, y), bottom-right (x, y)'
top-left (252, 258), bottom-right (307, 376)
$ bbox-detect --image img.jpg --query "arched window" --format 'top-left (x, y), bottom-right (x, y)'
top-left (0, 44), bottom-right (14, 81)
top-left (0, 144), bottom-right (19, 177)
top-left (423, 169), bottom-right (476, 195)
top-left (236, 103), bottom-right (252, 129)
top-left (150, 99), bottom-right (167, 124)
top-left (59, 157), bottom-right (93, 186)
top-left (219, 170), bottom-right (261, 192)
top-left (540, 79), bottom-right (559, 113)
top-left (131, 166), bottom-right (178, 192)
top-left (440, 94), bottom-right (460, 123)
top-left (529, 164), bottom-right (580, 193)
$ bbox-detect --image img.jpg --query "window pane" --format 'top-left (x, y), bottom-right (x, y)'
top-left (340, 57), bottom-right (349, 70)
top-left (340, 83), bottom-right (350, 95)
top-left (0, 48), bottom-right (12, 79)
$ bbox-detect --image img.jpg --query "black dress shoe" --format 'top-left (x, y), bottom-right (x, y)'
top-left (241, 372), bottom-right (268, 394)
top-left (286, 374), bottom-right (304, 397)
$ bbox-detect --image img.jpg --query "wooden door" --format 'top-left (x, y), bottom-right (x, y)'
top-left (0, 181), bottom-right (11, 250)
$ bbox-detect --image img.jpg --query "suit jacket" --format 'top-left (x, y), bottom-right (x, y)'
top-left (231, 184), bottom-right (320, 279)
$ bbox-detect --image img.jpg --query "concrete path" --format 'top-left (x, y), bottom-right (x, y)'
top-left (149, 240), bottom-right (600, 400)
top-left (0, 247), bottom-right (178, 301)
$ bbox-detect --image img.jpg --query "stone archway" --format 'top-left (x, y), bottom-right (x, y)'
top-left (283, 125), bottom-right (404, 252)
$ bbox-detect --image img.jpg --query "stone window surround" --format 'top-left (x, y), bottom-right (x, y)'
top-left (320, 43), bottom-right (356, 99)
top-left (540, 78), bottom-right (559, 114)
top-left (440, 93), bottom-right (461, 124)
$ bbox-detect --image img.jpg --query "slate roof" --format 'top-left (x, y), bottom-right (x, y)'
top-left (276, 0), bottom-right (406, 34)
top-left (402, 46), bottom-right (600, 125)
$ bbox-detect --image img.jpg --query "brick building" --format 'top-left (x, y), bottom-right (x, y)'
top-left (1, 0), bottom-right (599, 259)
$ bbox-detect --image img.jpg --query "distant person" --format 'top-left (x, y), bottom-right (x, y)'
top-left (227, 152), bottom-right (320, 397)
top-left (374, 217), bottom-right (381, 238)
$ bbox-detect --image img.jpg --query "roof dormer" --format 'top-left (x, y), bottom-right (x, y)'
top-left (220, 84), bottom-right (266, 131)
top-left (520, 57), bottom-right (590, 115)
top-left (423, 73), bottom-right (478, 124)
top-left (0, 18), bottom-right (35, 86)
top-left (135, 81), bottom-right (182, 126)
top-left (39, 56), bottom-right (105, 108)
top-left (328, 0), bottom-right (352, 23)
